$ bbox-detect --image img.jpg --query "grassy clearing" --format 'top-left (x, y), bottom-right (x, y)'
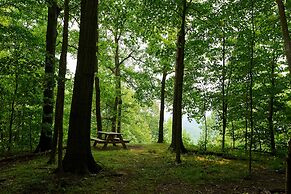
top-left (0, 143), bottom-right (286, 193)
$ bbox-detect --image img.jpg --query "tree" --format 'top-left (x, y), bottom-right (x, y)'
top-left (157, 68), bottom-right (168, 143)
top-left (62, 0), bottom-right (101, 174)
top-left (172, 0), bottom-right (187, 163)
top-left (35, 0), bottom-right (59, 152)
top-left (48, 0), bottom-right (70, 170)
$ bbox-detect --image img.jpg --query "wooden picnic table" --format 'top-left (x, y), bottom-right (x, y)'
top-left (91, 131), bottom-right (129, 149)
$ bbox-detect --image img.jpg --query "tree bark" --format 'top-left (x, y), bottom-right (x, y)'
top-left (276, 0), bottom-right (291, 74)
top-left (62, 0), bottom-right (101, 174)
top-left (172, 0), bottom-right (187, 163)
top-left (157, 69), bottom-right (167, 143)
top-left (35, 0), bottom-right (58, 153)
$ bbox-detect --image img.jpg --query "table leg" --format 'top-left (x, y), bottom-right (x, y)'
top-left (102, 136), bottom-right (110, 149)
top-left (117, 134), bottom-right (127, 149)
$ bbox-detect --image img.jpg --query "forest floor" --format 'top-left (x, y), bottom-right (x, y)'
top-left (0, 143), bottom-right (286, 194)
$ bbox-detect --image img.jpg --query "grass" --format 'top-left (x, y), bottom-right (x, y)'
top-left (0, 143), bottom-right (286, 193)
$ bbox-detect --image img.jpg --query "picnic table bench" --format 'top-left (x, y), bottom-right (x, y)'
top-left (91, 131), bottom-right (130, 149)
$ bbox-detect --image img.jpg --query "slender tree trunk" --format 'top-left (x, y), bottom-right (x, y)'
top-left (117, 98), bottom-right (122, 133)
top-left (172, 0), bottom-right (187, 163)
top-left (116, 58), bottom-right (122, 133)
top-left (112, 34), bottom-right (121, 133)
top-left (29, 114), bottom-right (32, 152)
top-left (287, 139), bottom-right (291, 194)
top-left (222, 33), bottom-right (227, 153)
top-left (35, 0), bottom-right (58, 153)
top-left (268, 58), bottom-right (276, 155)
top-left (231, 121), bottom-right (235, 149)
top-left (62, 0), bottom-right (101, 174)
top-left (204, 110), bottom-right (208, 151)
top-left (8, 73), bottom-right (18, 152)
top-left (48, 0), bottom-right (69, 171)
top-left (157, 69), bottom-right (167, 143)
top-left (95, 0), bottom-right (102, 138)
top-left (95, 76), bottom-right (102, 137)
top-left (248, 0), bottom-right (255, 176)
top-left (276, 0), bottom-right (291, 74)
top-left (245, 90), bottom-right (248, 153)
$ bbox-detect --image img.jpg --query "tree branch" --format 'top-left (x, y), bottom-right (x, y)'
top-left (119, 51), bottom-right (134, 66)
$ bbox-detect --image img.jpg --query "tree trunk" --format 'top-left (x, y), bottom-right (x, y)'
top-left (95, 76), bottom-right (102, 137)
top-left (231, 121), bottom-right (235, 149)
top-left (222, 33), bottom-right (227, 152)
top-left (172, 0), bottom-right (187, 163)
top-left (112, 34), bottom-right (121, 133)
top-left (117, 98), bottom-right (122, 133)
top-left (204, 110), bottom-right (208, 151)
top-left (157, 69), bottom-right (167, 143)
top-left (95, 0), bottom-right (102, 138)
top-left (8, 73), bottom-right (18, 152)
top-left (48, 0), bottom-right (70, 170)
top-left (35, 0), bottom-right (58, 153)
top-left (268, 58), bottom-right (276, 155)
top-left (245, 89), bottom-right (248, 153)
top-left (62, 0), bottom-right (101, 174)
top-left (248, 0), bottom-right (255, 176)
top-left (276, 0), bottom-right (291, 74)
top-left (287, 139), bottom-right (291, 194)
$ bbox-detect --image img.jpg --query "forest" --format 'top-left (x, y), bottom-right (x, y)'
top-left (0, 0), bottom-right (291, 193)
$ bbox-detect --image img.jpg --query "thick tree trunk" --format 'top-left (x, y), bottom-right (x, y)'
top-left (8, 73), bottom-right (18, 152)
top-left (36, 0), bottom-right (58, 153)
top-left (62, 0), bottom-right (101, 174)
top-left (172, 0), bottom-right (187, 163)
top-left (157, 70), bottom-right (167, 143)
top-left (268, 60), bottom-right (276, 155)
top-left (287, 139), bottom-right (291, 194)
top-left (276, 0), bottom-right (291, 74)
top-left (48, 0), bottom-right (69, 170)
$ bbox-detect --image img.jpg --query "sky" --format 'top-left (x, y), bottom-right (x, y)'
top-left (164, 111), bottom-right (201, 144)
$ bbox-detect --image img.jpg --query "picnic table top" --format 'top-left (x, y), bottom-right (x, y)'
top-left (97, 131), bottom-right (122, 135)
